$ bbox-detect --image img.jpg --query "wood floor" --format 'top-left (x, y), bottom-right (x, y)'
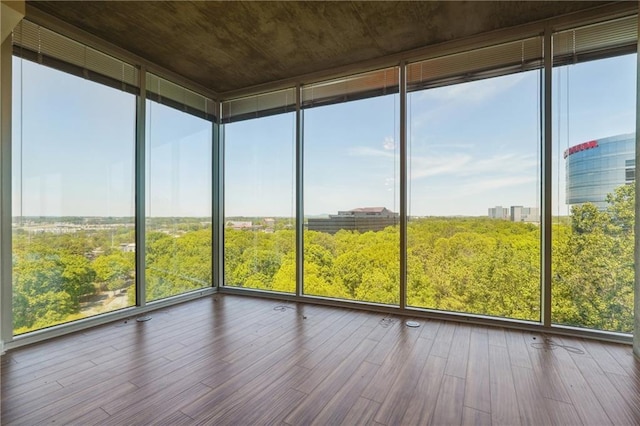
top-left (2, 294), bottom-right (640, 425)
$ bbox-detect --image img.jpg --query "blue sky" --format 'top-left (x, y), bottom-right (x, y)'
top-left (146, 101), bottom-right (212, 217)
top-left (225, 112), bottom-right (296, 218)
top-left (407, 71), bottom-right (540, 217)
top-left (12, 58), bottom-right (136, 218)
top-left (552, 54), bottom-right (637, 215)
top-left (12, 53), bottom-right (637, 218)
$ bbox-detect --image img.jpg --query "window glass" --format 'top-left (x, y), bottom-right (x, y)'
top-left (224, 112), bottom-right (296, 293)
top-left (552, 53), bottom-right (636, 332)
top-left (303, 91), bottom-right (400, 304)
top-left (12, 57), bottom-right (136, 334)
top-left (145, 95), bottom-right (212, 302)
top-left (407, 70), bottom-right (541, 320)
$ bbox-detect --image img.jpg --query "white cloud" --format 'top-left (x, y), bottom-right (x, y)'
top-left (348, 146), bottom-right (395, 159)
top-left (424, 142), bottom-right (473, 149)
top-left (421, 72), bottom-right (527, 104)
top-left (461, 153), bottom-right (537, 176)
top-left (347, 137), bottom-right (396, 157)
top-left (409, 151), bottom-right (536, 181)
top-left (460, 175), bottom-right (537, 194)
top-left (409, 153), bottom-right (471, 179)
top-left (383, 136), bottom-right (396, 150)
top-left (350, 144), bottom-right (537, 184)
top-left (384, 176), bottom-right (396, 192)
top-left (409, 72), bottom-right (529, 131)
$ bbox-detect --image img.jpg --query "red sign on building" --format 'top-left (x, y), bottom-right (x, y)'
top-left (564, 140), bottom-right (598, 158)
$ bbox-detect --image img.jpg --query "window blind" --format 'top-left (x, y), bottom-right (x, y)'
top-left (553, 15), bottom-right (637, 65)
top-left (146, 73), bottom-right (216, 122)
top-left (221, 87), bottom-right (296, 123)
top-left (407, 37), bottom-right (543, 92)
top-left (12, 19), bottom-right (139, 94)
top-left (301, 67), bottom-right (399, 109)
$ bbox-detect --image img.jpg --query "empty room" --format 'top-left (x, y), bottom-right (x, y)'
top-left (1, 1), bottom-right (640, 424)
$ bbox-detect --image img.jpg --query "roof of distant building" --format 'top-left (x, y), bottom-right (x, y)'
top-left (349, 207), bottom-right (387, 213)
top-left (226, 221), bottom-right (253, 229)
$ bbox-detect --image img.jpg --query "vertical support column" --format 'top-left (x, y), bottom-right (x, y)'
top-left (0, 36), bottom-right (13, 352)
top-left (633, 12), bottom-right (640, 359)
top-left (541, 26), bottom-right (553, 328)
top-left (213, 103), bottom-right (224, 289)
top-left (399, 62), bottom-right (407, 311)
top-left (295, 84), bottom-right (303, 297)
top-left (135, 67), bottom-right (146, 306)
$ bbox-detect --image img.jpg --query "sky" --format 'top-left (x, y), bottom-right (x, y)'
top-left (12, 58), bottom-right (136, 218)
top-left (11, 53), bottom-right (637, 218)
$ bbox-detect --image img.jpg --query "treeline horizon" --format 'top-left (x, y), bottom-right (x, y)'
top-left (13, 213), bottom-right (574, 221)
top-left (11, 184), bottom-right (633, 335)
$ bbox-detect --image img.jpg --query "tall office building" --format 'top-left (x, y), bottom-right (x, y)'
top-left (488, 205), bottom-right (539, 222)
top-left (565, 133), bottom-right (635, 209)
top-left (307, 207), bottom-right (399, 234)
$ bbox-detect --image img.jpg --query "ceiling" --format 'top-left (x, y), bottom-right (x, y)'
top-left (29, 1), bottom-right (615, 96)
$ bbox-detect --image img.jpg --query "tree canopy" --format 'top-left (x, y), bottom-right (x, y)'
top-left (12, 183), bottom-right (635, 334)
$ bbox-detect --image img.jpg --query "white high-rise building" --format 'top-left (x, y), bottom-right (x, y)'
top-left (488, 206), bottom-right (509, 220)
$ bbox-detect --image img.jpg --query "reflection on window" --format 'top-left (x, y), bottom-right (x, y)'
top-left (12, 57), bottom-right (136, 334)
top-left (145, 99), bottom-right (212, 302)
top-left (552, 54), bottom-right (636, 332)
top-left (407, 71), bottom-right (541, 320)
top-left (224, 113), bottom-right (296, 293)
top-left (303, 94), bottom-right (400, 304)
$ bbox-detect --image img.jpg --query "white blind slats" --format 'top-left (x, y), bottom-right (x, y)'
top-left (407, 37), bottom-right (543, 89)
top-left (222, 88), bottom-right (296, 123)
top-left (146, 73), bottom-right (215, 120)
top-left (553, 15), bottom-right (638, 62)
top-left (12, 20), bottom-right (139, 88)
top-left (301, 67), bottom-right (399, 107)
top-left (87, 49), bottom-right (137, 87)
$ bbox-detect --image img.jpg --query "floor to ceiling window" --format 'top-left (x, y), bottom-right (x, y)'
top-left (145, 74), bottom-right (214, 302)
top-left (406, 39), bottom-right (543, 320)
top-left (223, 90), bottom-right (296, 293)
top-left (551, 17), bottom-right (637, 332)
top-left (302, 69), bottom-right (400, 304)
top-left (4, 11), bottom-right (637, 344)
top-left (11, 22), bottom-right (138, 334)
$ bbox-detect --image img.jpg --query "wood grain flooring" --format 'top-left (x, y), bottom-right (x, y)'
top-left (2, 294), bottom-right (639, 425)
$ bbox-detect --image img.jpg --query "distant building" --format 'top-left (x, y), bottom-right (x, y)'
top-left (226, 221), bottom-right (253, 230)
top-left (488, 206), bottom-right (509, 220)
top-left (307, 207), bottom-right (399, 234)
top-left (510, 206), bottom-right (539, 223)
top-left (488, 205), bottom-right (539, 223)
top-left (120, 243), bottom-right (136, 252)
top-left (565, 133), bottom-right (635, 210)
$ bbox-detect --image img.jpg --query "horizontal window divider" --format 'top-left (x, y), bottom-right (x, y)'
top-left (548, 324), bottom-right (633, 345)
top-left (220, 105), bottom-right (295, 124)
top-left (219, 286), bottom-right (402, 314)
top-left (6, 287), bottom-right (218, 351)
top-left (406, 61), bottom-right (543, 93)
top-left (552, 44), bottom-right (638, 67)
top-left (9, 283), bottom-right (632, 351)
top-left (219, 286), bottom-right (300, 302)
top-left (146, 90), bottom-right (217, 122)
top-left (13, 47), bottom-right (140, 95)
top-left (218, 287), bottom-right (633, 345)
top-left (221, 87), bottom-right (296, 122)
top-left (300, 86), bottom-right (400, 109)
